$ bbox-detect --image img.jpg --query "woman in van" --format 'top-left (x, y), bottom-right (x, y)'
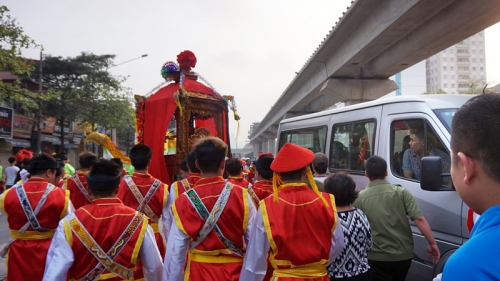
top-left (325, 173), bottom-right (372, 281)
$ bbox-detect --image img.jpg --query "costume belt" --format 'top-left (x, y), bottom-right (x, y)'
top-left (150, 223), bottom-right (159, 233)
top-left (188, 252), bottom-right (243, 264)
top-left (10, 229), bottom-right (55, 240)
top-left (273, 264), bottom-right (327, 278)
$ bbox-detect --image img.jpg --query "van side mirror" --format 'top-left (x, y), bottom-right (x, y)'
top-left (420, 156), bottom-right (454, 191)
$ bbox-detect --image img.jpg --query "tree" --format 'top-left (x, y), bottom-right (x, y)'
top-left (32, 52), bottom-right (132, 151)
top-left (421, 88), bottom-right (446, 95)
top-left (465, 79), bottom-right (489, 95)
top-left (0, 6), bottom-right (56, 109)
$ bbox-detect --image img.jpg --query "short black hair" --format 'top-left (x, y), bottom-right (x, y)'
top-left (451, 94), bottom-right (500, 182)
top-left (88, 159), bottom-right (121, 198)
top-left (280, 167), bottom-right (306, 182)
top-left (28, 153), bottom-right (58, 176)
top-left (130, 143), bottom-right (151, 170)
top-left (324, 173), bottom-right (358, 206)
top-left (186, 150), bottom-right (200, 173)
top-left (79, 152), bottom-right (97, 169)
top-left (180, 159), bottom-right (188, 172)
top-left (365, 155), bottom-right (387, 180)
top-left (225, 158), bottom-right (243, 176)
top-left (22, 158), bottom-right (31, 166)
top-left (193, 137), bottom-right (227, 174)
top-left (8, 157), bottom-right (16, 164)
top-left (110, 158), bottom-right (123, 168)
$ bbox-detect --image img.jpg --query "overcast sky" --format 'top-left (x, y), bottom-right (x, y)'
top-left (5, 1), bottom-right (500, 148)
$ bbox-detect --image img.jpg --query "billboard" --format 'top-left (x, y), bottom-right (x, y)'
top-left (0, 107), bottom-right (14, 139)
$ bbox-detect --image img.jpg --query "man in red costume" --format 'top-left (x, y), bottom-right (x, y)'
top-left (117, 144), bottom-right (169, 262)
top-left (43, 159), bottom-right (163, 281)
top-left (0, 153), bottom-right (73, 281)
top-left (240, 143), bottom-right (345, 281)
top-left (164, 150), bottom-right (202, 239)
top-left (248, 154), bottom-right (275, 205)
top-left (65, 152), bottom-right (97, 210)
top-left (226, 158), bottom-right (250, 188)
top-left (163, 136), bottom-right (256, 281)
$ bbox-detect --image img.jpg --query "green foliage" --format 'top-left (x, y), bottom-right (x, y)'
top-left (0, 5), bottom-right (54, 109)
top-left (465, 79), bottom-right (489, 95)
top-left (421, 88), bottom-right (446, 95)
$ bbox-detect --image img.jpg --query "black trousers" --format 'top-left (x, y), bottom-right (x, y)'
top-left (368, 259), bottom-right (412, 281)
top-left (331, 270), bottom-right (372, 281)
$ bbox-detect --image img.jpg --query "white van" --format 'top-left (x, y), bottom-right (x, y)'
top-left (276, 94), bottom-right (473, 281)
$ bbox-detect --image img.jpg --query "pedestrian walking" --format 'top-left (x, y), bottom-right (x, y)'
top-left (3, 157), bottom-right (19, 189)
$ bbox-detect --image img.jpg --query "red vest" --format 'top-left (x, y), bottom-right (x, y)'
top-left (172, 176), bottom-right (250, 281)
top-left (117, 173), bottom-right (167, 256)
top-left (260, 184), bottom-right (337, 280)
top-left (66, 170), bottom-right (91, 210)
top-left (0, 177), bottom-right (69, 281)
top-left (227, 176), bottom-right (249, 188)
top-left (171, 173), bottom-right (202, 199)
top-left (66, 198), bottom-right (148, 281)
top-left (252, 180), bottom-right (273, 201)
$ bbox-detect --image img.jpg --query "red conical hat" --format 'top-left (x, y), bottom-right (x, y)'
top-left (271, 143), bottom-right (314, 173)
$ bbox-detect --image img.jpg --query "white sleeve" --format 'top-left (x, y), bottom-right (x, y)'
top-left (42, 220), bottom-right (74, 281)
top-left (239, 208), bottom-right (269, 281)
top-left (66, 200), bottom-right (75, 215)
top-left (162, 183), bottom-right (176, 241)
top-left (328, 215), bottom-right (345, 263)
top-left (139, 225), bottom-right (163, 281)
top-left (244, 193), bottom-right (257, 246)
top-left (162, 220), bottom-right (190, 281)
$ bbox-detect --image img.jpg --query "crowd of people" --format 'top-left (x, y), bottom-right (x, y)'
top-left (0, 93), bottom-right (498, 281)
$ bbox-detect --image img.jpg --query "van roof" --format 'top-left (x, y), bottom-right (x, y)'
top-left (281, 94), bottom-right (474, 123)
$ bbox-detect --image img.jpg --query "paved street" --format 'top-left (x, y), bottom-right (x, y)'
top-left (0, 213), bottom-right (8, 280)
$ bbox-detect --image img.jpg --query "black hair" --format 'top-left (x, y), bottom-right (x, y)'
top-left (79, 152), bottom-right (98, 169)
top-left (87, 159), bottom-right (121, 198)
top-left (8, 157), bottom-right (16, 164)
top-left (280, 167), bottom-right (306, 182)
top-left (186, 150), bottom-right (201, 173)
top-left (451, 93), bottom-right (500, 182)
top-left (324, 173), bottom-right (358, 206)
top-left (110, 158), bottom-right (123, 168)
top-left (193, 137), bottom-right (227, 174)
top-left (180, 159), bottom-right (188, 172)
top-left (28, 153), bottom-right (58, 176)
top-left (225, 158), bottom-right (243, 176)
top-left (365, 155), bottom-right (387, 180)
top-left (22, 158), bottom-right (31, 167)
top-left (129, 143), bottom-right (151, 170)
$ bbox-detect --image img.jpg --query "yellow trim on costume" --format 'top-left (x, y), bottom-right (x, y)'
top-left (260, 200), bottom-right (279, 269)
top-left (173, 182), bottom-right (180, 200)
top-left (184, 259), bottom-right (192, 281)
top-left (273, 263), bottom-right (327, 278)
top-left (150, 223), bottom-right (159, 233)
top-left (188, 252), bottom-right (243, 264)
top-left (163, 184), bottom-right (169, 208)
top-left (80, 208), bottom-right (135, 220)
top-left (10, 229), bottom-right (55, 240)
top-left (60, 189), bottom-right (70, 219)
top-left (306, 166), bottom-right (328, 207)
top-left (190, 248), bottom-right (234, 256)
top-left (171, 203), bottom-right (188, 235)
top-left (131, 216), bottom-right (148, 265)
top-left (329, 194), bottom-right (338, 233)
top-left (0, 188), bottom-right (12, 214)
top-left (200, 195), bottom-right (220, 200)
top-left (242, 188), bottom-right (249, 233)
top-left (62, 178), bottom-right (68, 189)
top-left (63, 220), bottom-right (73, 246)
top-left (76, 270), bottom-right (135, 280)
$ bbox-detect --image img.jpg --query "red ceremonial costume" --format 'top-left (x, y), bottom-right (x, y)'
top-left (171, 176), bottom-right (250, 281)
top-left (65, 198), bottom-right (148, 281)
top-left (171, 173), bottom-right (202, 199)
top-left (261, 184), bottom-right (337, 281)
top-left (0, 177), bottom-right (69, 281)
top-left (65, 170), bottom-right (91, 210)
top-left (118, 173), bottom-right (168, 256)
top-left (251, 180), bottom-right (273, 201)
top-left (227, 176), bottom-right (249, 188)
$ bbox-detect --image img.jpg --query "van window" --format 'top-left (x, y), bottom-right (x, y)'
top-left (330, 120), bottom-right (375, 172)
top-left (278, 126), bottom-right (327, 153)
top-left (391, 119), bottom-right (451, 186)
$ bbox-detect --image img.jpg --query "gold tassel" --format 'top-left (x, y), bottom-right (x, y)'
top-left (272, 172), bottom-right (283, 203)
top-left (306, 166), bottom-right (329, 207)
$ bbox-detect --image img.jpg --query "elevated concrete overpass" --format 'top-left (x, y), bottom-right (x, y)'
top-left (249, 0), bottom-right (500, 155)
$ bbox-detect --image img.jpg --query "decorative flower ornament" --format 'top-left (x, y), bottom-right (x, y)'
top-left (177, 50), bottom-right (197, 72)
top-left (161, 61), bottom-right (179, 82)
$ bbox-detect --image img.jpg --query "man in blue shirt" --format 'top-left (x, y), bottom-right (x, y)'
top-left (442, 94), bottom-right (500, 280)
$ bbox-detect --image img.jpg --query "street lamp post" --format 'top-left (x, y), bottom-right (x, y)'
top-left (108, 54), bottom-right (148, 69)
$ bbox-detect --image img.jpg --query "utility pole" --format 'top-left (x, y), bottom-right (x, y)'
top-left (36, 49), bottom-right (43, 154)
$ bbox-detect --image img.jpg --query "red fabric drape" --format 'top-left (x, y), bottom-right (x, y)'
top-left (195, 118), bottom-right (218, 137)
top-left (143, 79), bottom-right (219, 185)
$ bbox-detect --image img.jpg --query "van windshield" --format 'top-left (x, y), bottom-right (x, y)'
top-left (434, 109), bottom-right (457, 133)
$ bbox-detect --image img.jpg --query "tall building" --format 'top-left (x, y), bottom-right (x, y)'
top-left (426, 31), bottom-right (486, 94)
